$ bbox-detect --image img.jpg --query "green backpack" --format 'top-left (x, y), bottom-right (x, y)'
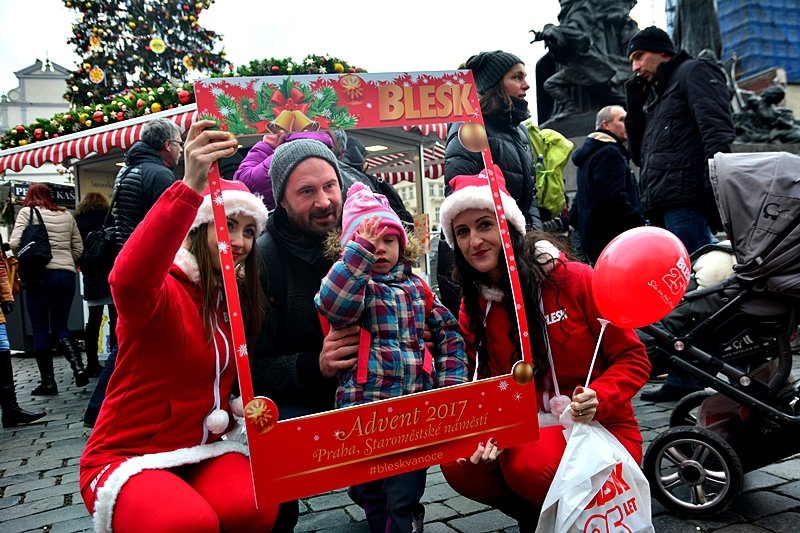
top-left (523, 119), bottom-right (574, 218)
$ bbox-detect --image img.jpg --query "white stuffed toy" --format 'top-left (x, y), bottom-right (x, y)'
top-left (693, 241), bottom-right (736, 289)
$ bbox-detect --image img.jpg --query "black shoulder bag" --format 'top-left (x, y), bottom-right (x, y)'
top-left (82, 165), bottom-right (135, 279)
top-left (17, 207), bottom-right (53, 282)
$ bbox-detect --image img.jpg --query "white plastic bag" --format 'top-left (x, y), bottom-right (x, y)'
top-left (536, 421), bottom-right (654, 533)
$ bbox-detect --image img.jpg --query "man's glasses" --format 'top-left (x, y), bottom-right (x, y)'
top-left (169, 139), bottom-right (184, 148)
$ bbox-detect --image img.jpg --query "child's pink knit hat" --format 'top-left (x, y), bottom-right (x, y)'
top-left (340, 182), bottom-right (407, 249)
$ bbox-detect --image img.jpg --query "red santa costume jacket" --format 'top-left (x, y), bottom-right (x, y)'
top-left (79, 182), bottom-right (246, 531)
top-left (459, 256), bottom-right (651, 460)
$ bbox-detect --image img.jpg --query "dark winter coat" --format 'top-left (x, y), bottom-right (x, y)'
top-left (439, 99), bottom-right (543, 314)
top-left (112, 141), bottom-right (176, 253)
top-left (444, 100), bottom-right (542, 229)
top-left (625, 51), bottom-right (734, 220)
top-left (251, 208), bottom-right (337, 416)
top-left (572, 130), bottom-right (644, 263)
top-left (75, 208), bottom-right (114, 301)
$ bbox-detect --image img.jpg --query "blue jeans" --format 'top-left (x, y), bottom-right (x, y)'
top-left (662, 207), bottom-right (715, 255)
top-left (83, 345), bottom-right (117, 425)
top-left (0, 323), bottom-right (9, 351)
top-left (24, 270), bottom-right (77, 350)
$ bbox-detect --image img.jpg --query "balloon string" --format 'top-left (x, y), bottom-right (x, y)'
top-left (585, 318), bottom-right (611, 389)
top-left (539, 295), bottom-right (560, 398)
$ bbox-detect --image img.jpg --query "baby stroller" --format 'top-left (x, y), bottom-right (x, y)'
top-left (639, 151), bottom-right (800, 517)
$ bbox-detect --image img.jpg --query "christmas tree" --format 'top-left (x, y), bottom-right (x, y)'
top-left (63, 0), bottom-right (228, 106)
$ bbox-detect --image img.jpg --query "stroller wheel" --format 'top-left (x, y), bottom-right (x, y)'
top-left (670, 390), bottom-right (714, 427)
top-left (643, 426), bottom-right (743, 517)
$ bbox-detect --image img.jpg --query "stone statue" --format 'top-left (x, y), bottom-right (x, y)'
top-left (532, 0), bottom-right (638, 124)
top-left (673, 0), bottom-right (723, 60)
top-left (734, 85), bottom-right (800, 144)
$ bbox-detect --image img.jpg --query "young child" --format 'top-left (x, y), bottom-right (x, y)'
top-left (315, 182), bottom-right (468, 533)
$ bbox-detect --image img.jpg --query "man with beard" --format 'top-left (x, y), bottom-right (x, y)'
top-left (251, 139), bottom-right (360, 531)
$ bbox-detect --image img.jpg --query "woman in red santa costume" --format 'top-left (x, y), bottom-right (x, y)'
top-left (436, 165), bottom-right (650, 531)
top-left (79, 120), bottom-right (277, 533)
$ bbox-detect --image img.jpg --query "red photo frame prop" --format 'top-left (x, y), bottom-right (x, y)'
top-left (195, 71), bottom-right (539, 509)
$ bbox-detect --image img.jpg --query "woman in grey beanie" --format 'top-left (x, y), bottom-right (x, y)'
top-left (436, 51), bottom-right (543, 314)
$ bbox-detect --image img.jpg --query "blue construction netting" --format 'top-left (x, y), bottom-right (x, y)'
top-left (719, 0), bottom-right (800, 82)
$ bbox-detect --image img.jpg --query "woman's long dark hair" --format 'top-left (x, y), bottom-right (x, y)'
top-left (453, 228), bottom-right (565, 378)
top-left (478, 82), bottom-right (514, 117)
top-left (185, 224), bottom-right (265, 345)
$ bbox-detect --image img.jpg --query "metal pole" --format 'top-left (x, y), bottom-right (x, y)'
top-left (413, 141), bottom-right (431, 280)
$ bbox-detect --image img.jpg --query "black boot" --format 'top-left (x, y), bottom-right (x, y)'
top-left (85, 352), bottom-right (102, 378)
top-left (59, 338), bottom-right (88, 388)
top-left (1, 350), bottom-right (46, 427)
top-left (32, 349), bottom-right (58, 396)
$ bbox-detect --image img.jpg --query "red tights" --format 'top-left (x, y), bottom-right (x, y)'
top-left (111, 453), bottom-right (277, 533)
top-left (441, 425), bottom-right (568, 510)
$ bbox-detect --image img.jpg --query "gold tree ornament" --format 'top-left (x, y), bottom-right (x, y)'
top-left (89, 66), bottom-right (105, 84)
top-left (149, 38), bottom-right (166, 54)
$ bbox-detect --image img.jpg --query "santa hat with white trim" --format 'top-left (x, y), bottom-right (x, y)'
top-left (190, 179), bottom-right (269, 235)
top-left (439, 165), bottom-right (526, 247)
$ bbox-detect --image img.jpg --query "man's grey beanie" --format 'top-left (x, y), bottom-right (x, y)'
top-left (270, 139), bottom-right (342, 206)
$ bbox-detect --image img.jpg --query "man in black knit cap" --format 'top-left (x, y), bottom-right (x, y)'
top-left (625, 26), bottom-right (734, 402)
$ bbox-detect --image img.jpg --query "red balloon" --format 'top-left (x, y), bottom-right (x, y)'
top-left (592, 227), bottom-right (691, 328)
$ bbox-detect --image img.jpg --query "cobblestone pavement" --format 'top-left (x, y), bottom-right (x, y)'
top-left (1, 353), bottom-right (799, 532)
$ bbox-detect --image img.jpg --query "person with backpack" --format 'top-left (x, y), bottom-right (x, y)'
top-left (74, 192), bottom-right (118, 378)
top-left (82, 117), bottom-right (182, 427)
top-left (315, 182), bottom-right (467, 533)
top-left (438, 50), bottom-right (542, 315)
top-left (10, 183), bottom-right (85, 395)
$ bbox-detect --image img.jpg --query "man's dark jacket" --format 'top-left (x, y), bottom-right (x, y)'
top-left (112, 141), bottom-right (176, 252)
top-left (625, 51), bottom-right (734, 221)
top-left (251, 208), bottom-right (337, 417)
top-left (572, 130), bottom-right (644, 263)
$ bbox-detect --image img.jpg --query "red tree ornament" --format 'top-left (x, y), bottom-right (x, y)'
top-left (178, 89), bottom-right (191, 104)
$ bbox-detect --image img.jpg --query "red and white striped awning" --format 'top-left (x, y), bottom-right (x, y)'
top-left (0, 111), bottom-right (450, 183)
top-left (369, 142), bottom-right (446, 185)
top-left (368, 122), bottom-right (448, 184)
top-left (0, 105), bottom-right (198, 174)
top-left (401, 123), bottom-right (448, 140)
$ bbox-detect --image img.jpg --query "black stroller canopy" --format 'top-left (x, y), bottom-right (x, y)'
top-left (710, 151), bottom-right (800, 296)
